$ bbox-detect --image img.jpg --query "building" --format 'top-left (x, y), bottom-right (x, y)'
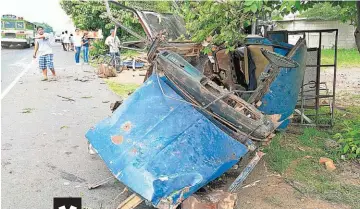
top-left (274, 18), bottom-right (356, 49)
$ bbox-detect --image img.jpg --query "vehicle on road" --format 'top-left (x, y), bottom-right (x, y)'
top-left (1, 14), bottom-right (36, 48)
top-left (54, 33), bottom-right (61, 42)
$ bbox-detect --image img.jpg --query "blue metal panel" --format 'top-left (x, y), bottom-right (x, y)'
top-left (86, 75), bottom-right (248, 207)
top-left (258, 41), bottom-right (307, 130)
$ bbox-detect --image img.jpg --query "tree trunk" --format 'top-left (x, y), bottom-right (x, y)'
top-left (355, 1), bottom-right (360, 53)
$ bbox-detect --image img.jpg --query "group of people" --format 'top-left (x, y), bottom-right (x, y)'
top-left (60, 29), bottom-right (90, 65)
top-left (33, 26), bottom-right (121, 81)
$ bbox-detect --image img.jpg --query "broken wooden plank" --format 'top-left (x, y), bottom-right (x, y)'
top-left (116, 193), bottom-right (143, 209)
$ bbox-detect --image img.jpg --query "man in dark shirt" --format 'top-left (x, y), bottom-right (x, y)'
top-left (82, 32), bottom-right (90, 64)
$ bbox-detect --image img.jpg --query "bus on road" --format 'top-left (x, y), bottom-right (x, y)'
top-left (1, 14), bottom-right (36, 48)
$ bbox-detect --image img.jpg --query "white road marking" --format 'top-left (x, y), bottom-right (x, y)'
top-left (1, 59), bottom-right (35, 100)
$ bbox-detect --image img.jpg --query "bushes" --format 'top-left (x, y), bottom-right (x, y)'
top-left (89, 39), bottom-right (107, 57)
top-left (333, 113), bottom-right (360, 159)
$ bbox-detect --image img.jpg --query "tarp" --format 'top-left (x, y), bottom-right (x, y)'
top-left (86, 75), bottom-right (248, 207)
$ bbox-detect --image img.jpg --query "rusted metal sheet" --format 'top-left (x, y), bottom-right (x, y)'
top-left (157, 51), bottom-right (275, 141)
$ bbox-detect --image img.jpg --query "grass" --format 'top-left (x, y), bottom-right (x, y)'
top-left (120, 49), bottom-right (140, 59)
top-left (264, 107), bottom-right (360, 208)
top-left (105, 81), bottom-right (140, 97)
top-left (321, 49), bottom-right (360, 68)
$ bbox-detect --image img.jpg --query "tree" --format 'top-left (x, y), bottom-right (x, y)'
top-left (59, 0), bottom-right (172, 41)
top-left (33, 22), bottom-right (53, 33)
top-left (179, 0), bottom-right (360, 52)
top-left (299, 1), bottom-right (359, 52)
top-left (178, 0), bottom-right (303, 52)
top-left (59, 0), bottom-right (146, 41)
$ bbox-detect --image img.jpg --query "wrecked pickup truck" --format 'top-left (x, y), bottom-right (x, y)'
top-left (86, 1), bottom-right (307, 208)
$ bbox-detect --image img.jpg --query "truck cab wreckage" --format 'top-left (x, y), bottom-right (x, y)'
top-left (85, 1), bottom-right (307, 208)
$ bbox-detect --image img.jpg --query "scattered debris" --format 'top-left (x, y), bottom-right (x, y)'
top-left (74, 78), bottom-right (90, 82)
top-left (57, 95), bottom-right (75, 102)
top-left (21, 108), bottom-right (34, 114)
top-left (228, 152), bottom-right (265, 192)
top-left (325, 161), bottom-right (336, 171)
top-left (319, 157), bottom-right (333, 164)
top-left (97, 64), bottom-right (117, 78)
top-left (81, 96), bottom-right (93, 99)
top-left (110, 100), bottom-right (123, 112)
top-left (181, 190), bottom-right (237, 209)
top-left (242, 180), bottom-right (261, 189)
top-left (60, 126), bottom-right (69, 130)
top-left (319, 157), bottom-right (336, 171)
top-left (63, 182), bottom-right (70, 186)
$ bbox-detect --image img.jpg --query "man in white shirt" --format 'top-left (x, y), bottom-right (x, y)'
top-left (33, 26), bottom-right (55, 81)
top-left (60, 31), bottom-right (66, 51)
top-left (63, 30), bottom-right (70, 51)
top-left (105, 29), bottom-right (121, 56)
top-left (73, 29), bottom-right (82, 65)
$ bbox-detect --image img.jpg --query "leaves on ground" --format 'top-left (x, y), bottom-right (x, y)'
top-left (21, 108), bottom-right (35, 114)
top-left (105, 81), bottom-right (140, 97)
top-left (81, 96), bottom-right (93, 99)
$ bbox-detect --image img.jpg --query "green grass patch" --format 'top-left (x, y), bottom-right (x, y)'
top-left (121, 49), bottom-right (140, 59)
top-left (321, 49), bottom-right (360, 68)
top-left (105, 81), bottom-right (140, 97)
top-left (265, 112), bottom-right (360, 208)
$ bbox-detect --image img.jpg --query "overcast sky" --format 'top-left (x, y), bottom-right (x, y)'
top-left (1, 0), bottom-right (75, 33)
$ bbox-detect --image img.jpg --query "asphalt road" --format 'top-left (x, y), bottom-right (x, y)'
top-left (1, 45), bottom-right (152, 209)
top-left (1, 47), bottom-right (34, 93)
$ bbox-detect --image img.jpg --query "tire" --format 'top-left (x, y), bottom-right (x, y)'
top-left (24, 41), bottom-right (31, 48)
top-left (114, 58), bottom-right (122, 73)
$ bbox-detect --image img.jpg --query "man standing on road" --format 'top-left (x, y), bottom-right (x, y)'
top-left (60, 31), bottom-right (66, 51)
top-left (73, 29), bottom-right (82, 65)
top-left (105, 29), bottom-right (121, 57)
top-left (63, 30), bottom-right (70, 51)
top-left (33, 26), bottom-right (55, 81)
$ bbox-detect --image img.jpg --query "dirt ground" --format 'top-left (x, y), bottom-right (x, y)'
top-left (322, 67), bottom-right (360, 107)
top-left (106, 68), bottom-right (147, 85)
top-left (108, 66), bottom-right (360, 209)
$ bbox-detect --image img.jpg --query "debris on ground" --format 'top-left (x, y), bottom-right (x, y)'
top-left (74, 78), bottom-right (90, 82)
top-left (57, 95), bottom-right (75, 102)
top-left (181, 190), bottom-right (237, 209)
top-left (21, 108), bottom-right (34, 114)
top-left (97, 64), bottom-right (117, 78)
top-left (60, 126), bottom-right (69, 130)
top-left (319, 157), bottom-right (336, 171)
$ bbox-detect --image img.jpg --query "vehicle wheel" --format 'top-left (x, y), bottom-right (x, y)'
top-left (24, 42), bottom-right (31, 48)
top-left (115, 63), bottom-right (122, 73)
top-left (115, 58), bottom-right (122, 73)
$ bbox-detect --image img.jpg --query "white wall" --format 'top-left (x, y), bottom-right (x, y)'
top-left (274, 20), bottom-right (356, 49)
